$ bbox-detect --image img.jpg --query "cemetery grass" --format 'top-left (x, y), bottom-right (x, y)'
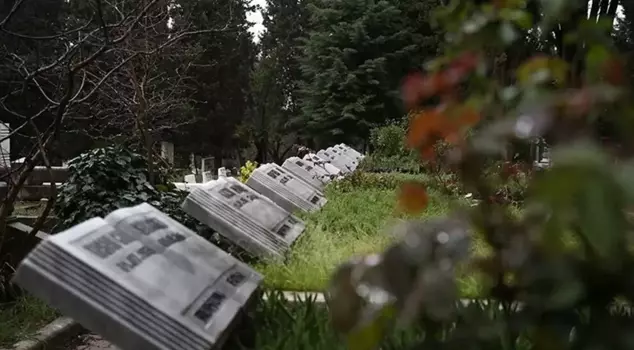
top-left (255, 176), bottom-right (485, 296)
top-left (0, 294), bottom-right (60, 347)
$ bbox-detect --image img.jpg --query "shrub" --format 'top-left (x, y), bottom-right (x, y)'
top-left (54, 146), bottom-right (199, 231)
top-left (370, 123), bottom-right (407, 157)
top-left (327, 1), bottom-right (634, 349)
top-left (239, 160), bottom-right (258, 183)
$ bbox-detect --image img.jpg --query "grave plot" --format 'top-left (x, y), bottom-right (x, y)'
top-left (316, 148), bottom-right (357, 173)
top-left (281, 157), bottom-right (332, 191)
top-left (302, 153), bottom-right (343, 178)
top-left (246, 163), bottom-right (327, 213)
top-left (13, 203), bottom-right (262, 350)
top-left (181, 177), bottom-right (306, 259)
top-left (327, 146), bottom-right (359, 171)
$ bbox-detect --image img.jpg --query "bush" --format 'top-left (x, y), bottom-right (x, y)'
top-left (54, 146), bottom-right (199, 231)
top-left (370, 123), bottom-right (407, 157)
top-left (327, 1), bottom-right (634, 349)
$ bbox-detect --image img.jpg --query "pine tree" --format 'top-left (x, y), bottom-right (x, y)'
top-left (298, 0), bottom-right (441, 146)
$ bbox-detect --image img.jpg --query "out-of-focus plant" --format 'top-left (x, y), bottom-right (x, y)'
top-left (239, 160), bottom-right (259, 183)
top-left (326, 1), bottom-right (634, 349)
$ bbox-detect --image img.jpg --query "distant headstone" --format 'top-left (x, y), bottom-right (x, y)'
top-left (335, 143), bottom-right (364, 162)
top-left (0, 123), bottom-right (9, 169)
top-left (160, 142), bottom-right (175, 165)
top-left (13, 203), bottom-right (262, 350)
top-left (281, 157), bottom-right (332, 191)
top-left (184, 174), bottom-right (197, 184)
top-left (326, 146), bottom-right (358, 171)
top-left (218, 167), bottom-right (228, 178)
top-left (246, 163), bottom-right (327, 213)
top-left (302, 153), bottom-right (343, 178)
top-left (316, 148), bottom-right (356, 173)
top-left (182, 177), bottom-right (306, 260)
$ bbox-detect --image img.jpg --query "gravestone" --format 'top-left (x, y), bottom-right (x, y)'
top-left (246, 163), bottom-right (327, 213)
top-left (281, 157), bottom-right (332, 191)
top-left (302, 153), bottom-right (343, 179)
top-left (218, 167), bottom-right (228, 178)
top-left (160, 142), bottom-right (174, 165)
top-left (182, 177), bottom-right (306, 260)
top-left (202, 157), bottom-right (215, 183)
top-left (327, 146), bottom-right (359, 170)
top-left (335, 143), bottom-right (364, 162)
top-left (0, 123), bottom-right (9, 169)
top-left (316, 148), bottom-right (356, 173)
top-left (13, 203), bottom-right (262, 350)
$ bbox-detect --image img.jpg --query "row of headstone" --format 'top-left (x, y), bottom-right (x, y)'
top-left (181, 143), bottom-right (364, 260)
top-left (13, 143), bottom-right (364, 350)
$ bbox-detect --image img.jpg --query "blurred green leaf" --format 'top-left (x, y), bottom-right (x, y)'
top-left (346, 306), bottom-right (395, 350)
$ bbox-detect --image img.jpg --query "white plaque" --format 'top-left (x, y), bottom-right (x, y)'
top-left (13, 203), bottom-right (262, 350)
top-left (182, 177), bottom-right (305, 260)
top-left (246, 163), bottom-right (327, 213)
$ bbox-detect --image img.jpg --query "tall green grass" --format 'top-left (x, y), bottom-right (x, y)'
top-left (256, 176), bottom-right (456, 291)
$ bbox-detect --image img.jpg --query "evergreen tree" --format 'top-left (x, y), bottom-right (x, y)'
top-left (298, 0), bottom-right (441, 147)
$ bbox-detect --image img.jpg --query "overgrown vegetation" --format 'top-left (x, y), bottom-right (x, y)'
top-left (54, 146), bottom-right (199, 231)
top-left (0, 295), bottom-right (59, 347)
top-left (327, 1), bottom-right (634, 350)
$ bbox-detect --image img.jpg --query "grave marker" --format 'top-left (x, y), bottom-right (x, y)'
top-left (13, 203), bottom-right (262, 350)
top-left (281, 157), bottom-right (332, 191)
top-left (316, 148), bottom-right (357, 173)
top-left (246, 163), bottom-right (327, 213)
top-left (302, 153), bottom-right (343, 178)
top-left (182, 177), bottom-right (306, 260)
top-left (335, 143), bottom-right (364, 162)
top-left (160, 142), bottom-right (174, 165)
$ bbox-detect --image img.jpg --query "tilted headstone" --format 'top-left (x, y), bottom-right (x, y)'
top-left (302, 153), bottom-right (343, 178)
top-left (182, 177), bottom-right (305, 260)
top-left (13, 203), bottom-right (262, 350)
top-left (335, 143), bottom-right (364, 162)
top-left (316, 148), bottom-right (356, 173)
top-left (327, 146), bottom-right (359, 170)
top-left (281, 157), bottom-right (332, 191)
top-left (246, 163), bottom-right (327, 213)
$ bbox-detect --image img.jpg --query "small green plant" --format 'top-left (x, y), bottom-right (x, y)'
top-left (239, 160), bottom-right (258, 183)
top-left (54, 146), bottom-right (199, 231)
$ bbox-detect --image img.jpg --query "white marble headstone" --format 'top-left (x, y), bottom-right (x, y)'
top-left (182, 177), bottom-right (305, 259)
top-left (281, 157), bottom-right (332, 191)
top-left (335, 143), bottom-right (364, 162)
top-left (246, 163), bottom-right (327, 213)
top-left (317, 148), bottom-right (357, 173)
top-left (13, 203), bottom-right (262, 350)
top-left (302, 153), bottom-right (343, 178)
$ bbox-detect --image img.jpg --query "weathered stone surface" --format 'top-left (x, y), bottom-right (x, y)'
top-left (13, 203), bottom-right (262, 350)
top-left (182, 177), bottom-right (306, 260)
top-left (246, 163), bottom-right (327, 213)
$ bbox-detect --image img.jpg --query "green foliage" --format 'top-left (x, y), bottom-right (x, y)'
top-left (54, 146), bottom-right (198, 231)
top-left (297, 0), bottom-right (442, 144)
top-left (327, 0), bottom-right (634, 349)
top-left (239, 160), bottom-right (259, 183)
top-left (226, 291), bottom-right (424, 350)
top-left (370, 123), bottom-right (407, 158)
